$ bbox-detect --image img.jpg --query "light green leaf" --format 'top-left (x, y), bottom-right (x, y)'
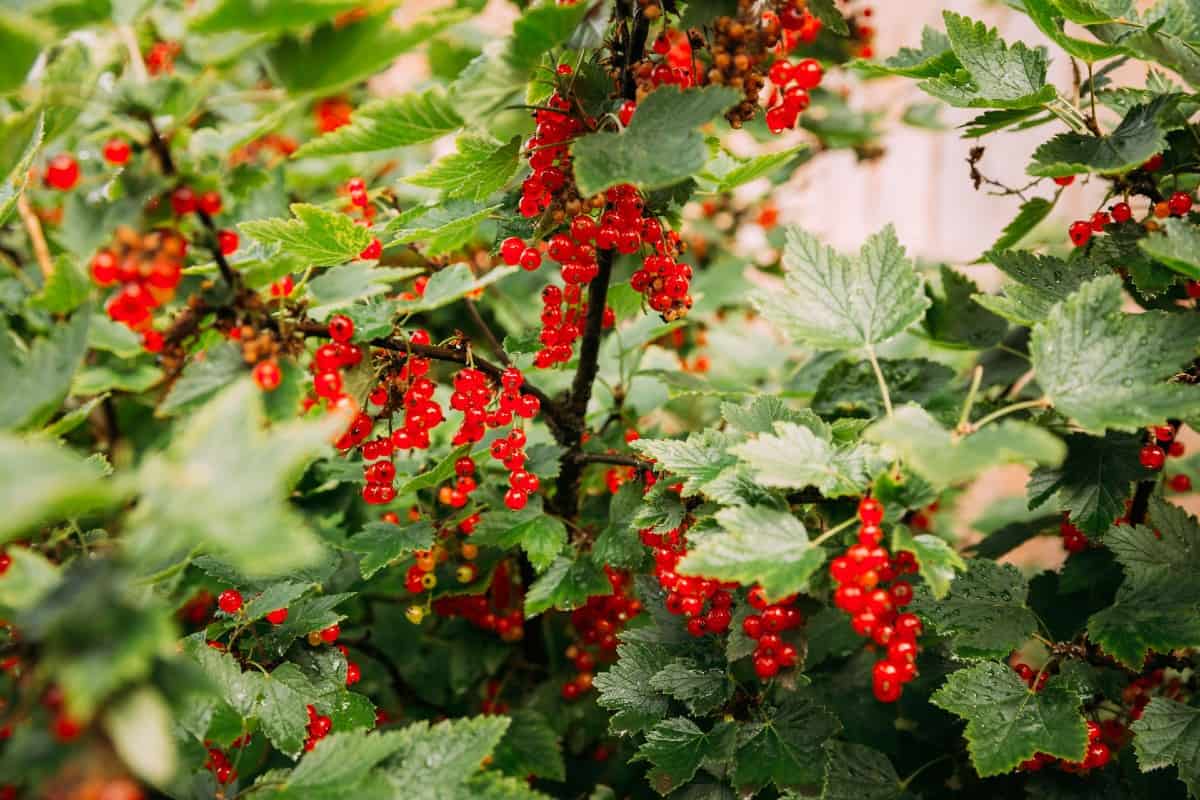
top-left (473, 498), bottom-right (566, 573)
top-left (0, 113), bottom-right (44, 227)
top-left (677, 506), bottom-right (824, 602)
top-left (909, 559), bottom-right (1037, 659)
top-left (1029, 98), bottom-right (1171, 177)
top-left (0, 435), bottom-right (122, 545)
top-left (190, 0), bottom-right (360, 34)
top-left (631, 430), bottom-right (739, 499)
top-left (130, 381), bottom-right (340, 578)
top-left (102, 688), bottom-right (177, 787)
top-left (306, 264), bottom-right (424, 321)
top-left (0, 547), bottom-right (61, 612)
top-left (1032, 276), bottom-right (1200, 432)
top-left (386, 200), bottom-right (500, 256)
top-left (406, 135), bottom-right (521, 201)
top-left (394, 443), bottom-right (473, 497)
top-left (524, 554), bottom-right (611, 617)
top-left (700, 145), bottom-right (807, 193)
top-left (1021, 0), bottom-right (1124, 61)
top-left (891, 525), bottom-right (966, 600)
top-left (506, 2), bottom-right (590, 71)
top-left (733, 420), bottom-right (880, 497)
top-left (1139, 217), bottom-right (1200, 280)
top-left (285, 729), bottom-right (409, 789)
top-left (35, 257), bottom-right (90, 314)
top-left (241, 203), bottom-right (373, 265)
top-left (754, 225), bottom-right (929, 350)
top-left (987, 196), bottom-right (1056, 255)
top-left (0, 310), bottom-right (89, 431)
top-left (386, 715), bottom-right (511, 791)
top-left (1130, 697), bottom-right (1200, 798)
top-left (853, 27), bottom-right (959, 79)
top-left (88, 316), bottom-right (143, 358)
top-left (572, 85), bottom-right (742, 197)
top-left (73, 359), bottom-right (163, 397)
top-left (394, 263), bottom-right (517, 313)
top-left (805, 0), bottom-right (849, 35)
top-left (932, 662), bottom-right (1088, 776)
top-left (256, 664), bottom-right (313, 758)
top-left (865, 405), bottom-right (1065, 488)
top-left (0, 14), bottom-right (50, 94)
top-left (592, 483), bottom-right (648, 569)
top-left (347, 521), bottom-right (436, 580)
top-left (294, 89), bottom-right (463, 158)
top-left (919, 12), bottom-right (1057, 109)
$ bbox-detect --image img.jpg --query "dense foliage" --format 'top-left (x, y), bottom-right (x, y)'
top-left (4, 0), bottom-right (1200, 797)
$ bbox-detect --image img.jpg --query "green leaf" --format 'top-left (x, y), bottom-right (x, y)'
top-left (932, 662), bottom-right (1088, 776)
top-left (524, 554), bottom-right (611, 617)
top-left (1029, 98), bottom-right (1171, 177)
top-left (241, 582), bottom-right (313, 624)
top-left (492, 710), bottom-right (565, 782)
top-left (1021, 0), bottom-right (1124, 61)
top-left (102, 687), bottom-right (177, 787)
top-left (386, 201), bottom-right (500, 256)
top-left (631, 430), bottom-right (738, 499)
top-left (158, 343), bottom-right (244, 417)
top-left (1032, 276), bottom-right (1200, 432)
top-left (294, 89), bottom-right (463, 158)
top-left (733, 691), bottom-right (841, 793)
top-left (1087, 497), bottom-right (1200, 667)
top-left (648, 661), bottom-right (731, 716)
top-left (0, 310), bottom-right (89, 431)
top-left (0, 547), bottom-right (61, 612)
top-left (754, 225), bottom-right (929, 350)
top-left (987, 196), bottom-right (1056, 254)
top-left (813, 358), bottom-right (954, 419)
top-left (591, 483), bottom-right (648, 569)
top-left (1051, 0), bottom-right (1129, 23)
top-left (393, 443), bottom-right (473, 497)
top-left (463, 772), bottom-right (554, 799)
top-left (700, 145), bottom-right (808, 193)
top-left (919, 12), bottom-right (1057, 109)
top-left (978, 249), bottom-right (1107, 328)
top-left (891, 525), bottom-right (966, 600)
top-left (865, 405), bottom-right (1065, 489)
top-left (241, 203), bottom-right (373, 265)
top-left (346, 521), bottom-right (436, 579)
top-left (594, 640), bottom-right (672, 735)
top-left (821, 741), bottom-right (905, 800)
top-left (923, 265), bottom-right (1007, 348)
top-left (677, 506), bottom-right (824, 602)
top-left (636, 718), bottom-right (734, 796)
top-left (0, 435), bottom-right (121, 545)
top-left (406, 135), bottom-right (521, 201)
top-left (387, 715), bottom-right (511, 791)
top-left (306, 264), bottom-right (423, 321)
top-left (74, 359), bottom-right (162, 396)
top-left (190, 0), bottom-right (360, 33)
top-left (1027, 432), bottom-right (1150, 536)
top-left (0, 113), bottom-right (43, 227)
top-left (257, 664), bottom-right (313, 758)
top-left (909, 559), bottom-right (1038, 659)
top-left (853, 27), bottom-right (959, 79)
top-left (572, 85), bottom-right (742, 197)
top-left (506, 2), bottom-right (589, 71)
top-left (35, 257), bottom-right (90, 314)
top-left (0, 14), bottom-right (49, 94)
top-left (285, 729), bottom-right (409, 789)
top-left (88, 316), bottom-right (143, 358)
top-left (1130, 697), bottom-right (1200, 798)
top-left (130, 381), bottom-right (338, 578)
top-left (731, 421), bottom-right (881, 498)
top-left (473, 498), bottom-right (566, 573)
top-left (805, 0), bottom-right (849, 36)
top-left (1139, 217), bottom-right (1200, 279)
top-left (403, 264), bottom-right (520, 315)
top-left (1091, 218), bottom-right (1176, 297)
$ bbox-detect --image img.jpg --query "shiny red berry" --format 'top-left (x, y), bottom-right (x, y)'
top-left (218, 589), bottom-right (243, 614)
top-left (1068, 220), bottom-right (1092, 247)
top-left (171, 186), bottom-right (196, 215)
top-left (45, 154), bottom-right (79, 190)
top-left (103, 139), bottom-right (131, 165)
top-left (217, 229), bottom-right (239, 255)
top-left (329, 315), bottom-right (354, 343)
top-left (252, 360), bottom-right (281, 391)
top-left (266, 608), bottom-right (288, 625)
top-left (1140, 444), bottom-right (1166, 470)
top-left (198, 191), bottom-right (222, 215)
top-left (1110, 202), bottom-right (1132, 222)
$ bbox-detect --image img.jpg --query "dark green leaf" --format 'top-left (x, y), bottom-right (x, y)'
top-left (473, 498), bottom-right (566, 573)
top-left (524, 553), bottom-right (611, 616)
top-left (346, 522), bottom-right (436, 579)
top-left (909, 559), bottom-right (1038, 659)
top-left (733, 691), bottom-right (841, 793)
top-left (492, 710), bottom-right (565, 782)
top-left (1027, 432), bottom-right (1150, 536)
top-left (1029, 98), bottom-right (1172, 177)
top-left (1130, 697), bottom-right (1200, 797)
top-left (594, 640), bottom-right (672, 735)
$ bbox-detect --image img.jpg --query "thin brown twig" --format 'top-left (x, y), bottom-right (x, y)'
top-left (16, 195), bottom-right (53, 280)
top-left (464, 298), bottom-right (512, 367)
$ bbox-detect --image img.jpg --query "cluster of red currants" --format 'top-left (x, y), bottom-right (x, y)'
top-left (533, 284), bottom-right (584, 368)
top-left (562, 568), bottom-right (641, 700)
top-left (344, 177), bottom-right (382, 260)
top-left (304, 703), bottom-right (333, 752)
top-left (204, 744), bottom-right (240, 785)
top-left (829, 498), bottom-right (923, 702)
top-left (519, 91), bottom-right (582, 218)
top-left (769, 2), bottom-right (825, 52)
top-left (764, 56), bottom-right (823, 133)
top-left (90, 227), bottom-right (187, 348)
top-left (741, 587), bottom-right (803, 679)
top-left (642, 522), bottom-right (739, 638)
top-left (431, 561), bottom-right (525, 642)
top-left (490, 428), bottom-right (540, 510)
top-left (1140, 424), bottom-right (1185, 472)
top-left (450, 366), bottom-right (540, 446)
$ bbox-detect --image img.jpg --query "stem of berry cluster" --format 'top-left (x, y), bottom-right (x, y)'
top-left (141, 114), bottom-right (241, 292)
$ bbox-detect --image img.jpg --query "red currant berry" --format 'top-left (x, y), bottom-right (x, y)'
top-left (1090, 211), bottom-right (1111, 232)
top-left (217, 229), bottom-right (239, 255)
top-left (1170, 474), bottom-right (1193, 492)
top-left (266, 608), bottom-right (288, 625)
top-left (1169, 191), bottom-right (1194, 216)
top-left (328, 314), bottom-right (355, 343)
top-left (359, 238), bottom-right (382, 261)
top-left (504, 487), bottom-right (528, 510)
top-left (198, 191), bottom-right (222, 215)
top-left (858, 497), bottom-right (884, 525)
top-left (218, 589), bottom-right (243, 614)
top-left (1142, 154), bottom-right (1164, 172)
top-left (103, 139), bottom-right (131, 165)
top-left (1140, 444), bottom-right (1166, 470)
top-left (500, 237), bottom-right (525, 266)
top-left (1068, 220), bottom-right (1092, 247)
top-left (345, 662), bottom-right (361, 685)
top-left (1154, 425), bottom-right (1175, 442)
top-left (319, 624), bottom-right (340, 643)
top-left (171, 186), bottom-right (196, 215)
top-left (519, 247), bottom-right (542, 271)
top-left (793, 58), bottom-right (823, 89)
top-left (252, 360), bottom-right (282, 392)
top-left (44, 154), bottom-right (79, 191)
top-left (1111, 202), bottom-right (1132, 222)
top-left (1053, 175), bottom-right (1075, 187)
